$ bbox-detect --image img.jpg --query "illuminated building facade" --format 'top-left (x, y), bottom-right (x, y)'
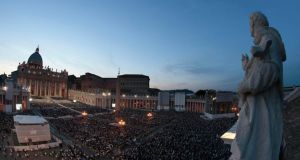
top-left (68, 90), bottom-right (206, 113)
top-left (78, 73), bottom-right (117, 93)
top-left (69, 73), bottom-right (150, 96)
top-left (0, 79), bottom-right (29, 113)
top-left (12, 47), bottom-right (68, 98)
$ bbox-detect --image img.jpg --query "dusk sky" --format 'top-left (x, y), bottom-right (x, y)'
top-left (0, 0), bottom-right (299, 91)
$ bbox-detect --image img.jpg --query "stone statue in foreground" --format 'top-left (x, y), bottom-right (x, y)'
top-left (230, 12), bottom-right (286, 160)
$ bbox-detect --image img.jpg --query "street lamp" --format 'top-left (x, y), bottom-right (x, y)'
top-left (82, 111), bottom-right (88, 116)
top-left (118, 119), bottom-right (126, 126)
top-left (147, 112), bottom-right (153, 117)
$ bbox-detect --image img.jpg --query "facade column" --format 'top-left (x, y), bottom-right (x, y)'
top-left (59, 82), bottom-right (62, 97)
top-left (37, 80), bottom-right (39, 96)
top-left (57, 82), bottom-right (60, 97)
top-left (45, 81), bottom-right (47, 96)
top-left (50, 82), bottom-right (53, 96)
top-left (52, 82), bottom-right (55, 96)
top-left (36, 80), bottom-right (39, 96)
top-left (42, 80), bottom-right (45, 96)
top-left (34, 80), bottom-right (36, 96)
top-left (29, 79), bottom-right (31, 95)
top-left (48, 81), bottom-right (51, 96)
top-left (54, 82), bottom-right (57, 97)
top-left (39, 80), bottom-right (41, 96)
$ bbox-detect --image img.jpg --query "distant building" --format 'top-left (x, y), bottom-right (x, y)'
top-left (69, 90), bottom-right (205, 113)
top-left (174, 92), bottom-right (186, 112)
top-left (204, 91), bottom-right (236, 119)
top-left (157, 91), bottom-right (170, 110)
top-left (12, 47), bottom-right (68, 98)
top-left (0, 79), bottom-right (30, 113)
top-left (0, 73), bottom-right (7, 86)
top-left (79, 73), bottom-right (117, 93)
top-left (69, 73), bottom-right (150, 96)
top-left (13, 115), bottom-right (51, 144)
top-left (117, 74), bottom-right (150, 95)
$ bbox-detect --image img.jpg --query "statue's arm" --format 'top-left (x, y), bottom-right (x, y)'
top-left (238, 61), bottom-right (279, 95)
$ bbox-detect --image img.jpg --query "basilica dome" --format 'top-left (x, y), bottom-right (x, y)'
top-left (28, 47), bottom-right (43, 66)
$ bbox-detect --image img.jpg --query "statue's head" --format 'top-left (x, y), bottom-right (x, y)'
top-left (250, 12), bottom-right (269, 37)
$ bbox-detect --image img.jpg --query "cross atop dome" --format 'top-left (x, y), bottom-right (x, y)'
top-left (36, 45), bottom-right (39, 53)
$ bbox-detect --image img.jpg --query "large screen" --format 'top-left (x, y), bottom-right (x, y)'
top-left (16, 104), bottom-right (22, 111)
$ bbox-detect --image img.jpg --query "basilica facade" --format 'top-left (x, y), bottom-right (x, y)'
top-left (12, 47), bottom-right (68, 98)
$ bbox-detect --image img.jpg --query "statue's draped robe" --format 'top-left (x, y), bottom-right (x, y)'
top-left (230, 28), bottom-right (285, 160)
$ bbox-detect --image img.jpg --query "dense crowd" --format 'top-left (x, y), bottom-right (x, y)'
top-left (1, 104), bottom-right (236, 160)
top-left (71, 107), bottom-right (109, 114)
top-left (31, 102), bottom-right (80, 117)
top-left (0, 113), bottom-right (13, 147)
top-left (48, 109), bottom-right (236, 160)
top-left (1, 144), bottom-right (102, 160)
top-left (122, 113), bottom-right (236, 160)
top-left (48, 109), bottom-right (175, 159)
top-left (61, 102), bottom-right (110, 114)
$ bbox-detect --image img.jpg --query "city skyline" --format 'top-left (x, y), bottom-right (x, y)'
top-left (1, 0), bottom-right (299, 91)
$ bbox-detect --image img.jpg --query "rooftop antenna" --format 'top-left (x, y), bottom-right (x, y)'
top-left (118, 67), bottom-right (120, 76)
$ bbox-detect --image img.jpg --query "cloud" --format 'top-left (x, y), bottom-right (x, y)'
top-left (164, 63), bottom-right (221, 76)
top-left (161, 62), bottom-right (242, 91)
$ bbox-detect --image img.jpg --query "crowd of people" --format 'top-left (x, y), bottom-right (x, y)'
top-left (0, 113), bottom-right (13, 148)
top-left (48, 109), bottom-right (175, 159)
top-left (1, 102), bottom-right (237, 160)
top-left (122, 113), bottom-right (236, 160)
top-left (48, 109), bottom-right (236, 160)
top-left (1, 144), bottom-right (103, 160)
top-left (61, 102), bottom-right (110, 115)
top-left (31, 102), bottom-right (80, 117)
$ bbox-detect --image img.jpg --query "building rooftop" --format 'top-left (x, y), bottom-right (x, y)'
top-left (118, 74), bottom-right (149, 79)
top-left (13, 115), bottom-right (48, 125)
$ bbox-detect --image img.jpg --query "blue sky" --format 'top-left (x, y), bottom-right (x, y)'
top-left (0, 0), bottom-right (299, 91)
